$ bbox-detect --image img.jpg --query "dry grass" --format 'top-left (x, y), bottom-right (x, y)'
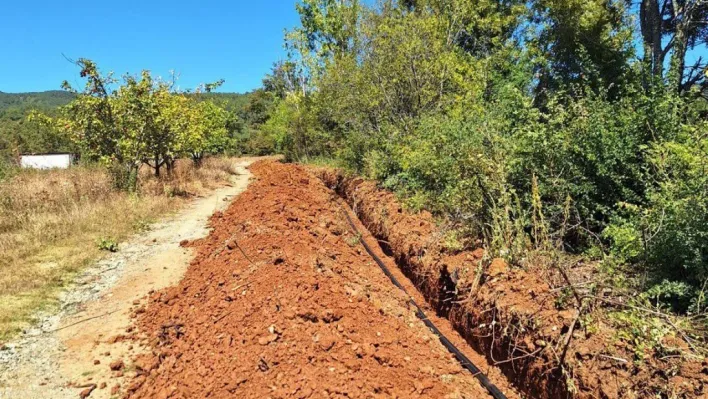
top-left (0, 157), bottom-right (240, 341)
top-left (137, 157), bottom-right (240, 197)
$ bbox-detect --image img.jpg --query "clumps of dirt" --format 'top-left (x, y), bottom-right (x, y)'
top-left (316, 168), bottom-right (708, 399)
top-left (124, 160), bottom-right (498, 398)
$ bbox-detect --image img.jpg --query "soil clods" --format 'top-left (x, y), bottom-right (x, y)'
top-left (125, 161), bottom-right (507, 399)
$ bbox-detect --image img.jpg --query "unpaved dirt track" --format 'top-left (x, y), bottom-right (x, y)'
top-left (0, 159), bottom-right (255, 399)
top-left (125, 161), bottom-right (515, 399)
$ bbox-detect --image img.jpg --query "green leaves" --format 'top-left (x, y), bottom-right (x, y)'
top-left (38, 59), bottom-right (231, 185)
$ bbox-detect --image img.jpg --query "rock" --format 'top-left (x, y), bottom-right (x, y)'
top-left (488, 258), bottom-right (508, 277)
top-left (110, 384), bottom-right (120, 395)
top-left (99, 382), bottom-right (107, 389)
top-left (318, 333), bottom-right (337, 352)
top-left (413, 380), bottom-right (433, 394)
top-left (79, 384), bottom-right (96, 398)
top-left (321, 308), bottom-right (343, 323)
top-left (135, 357), bottom-right (160, 373)
top-left (106, 335), bottom-right (124, 344)
top-left (93, 359), bottom-right (100, 365)
top-left (109, 359), bottom-right (124, 371)
top-left (258, 334), bottom-right (278, 345)
top-left (127, 375), bottom-right (146, 392)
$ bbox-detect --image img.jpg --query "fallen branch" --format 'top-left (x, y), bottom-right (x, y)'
top-left (558, 309), bottom-right (581, 367)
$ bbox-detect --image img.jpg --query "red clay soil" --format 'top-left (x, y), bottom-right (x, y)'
top-left (123, 160), bottom-right (517, 399)
top-left (316, 169), bottom-right (708, 399)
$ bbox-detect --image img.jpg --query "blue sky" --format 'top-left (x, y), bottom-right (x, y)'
top-left (0, 0), bottom-right (301, 93)
top-left (2, 2), bottom-right (704, 94)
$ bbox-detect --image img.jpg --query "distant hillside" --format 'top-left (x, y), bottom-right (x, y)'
top-left (0, 90), bottom-right (254, 115)
top-left (0, 90), bottom-right (263, 159)
top-left (0, 91), bottom-right (75, 115)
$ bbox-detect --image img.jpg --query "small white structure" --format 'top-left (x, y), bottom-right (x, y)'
top-left (20, 154), bottom-right (75, 170)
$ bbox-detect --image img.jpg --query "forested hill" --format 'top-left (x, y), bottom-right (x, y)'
top-left (0, 91), bottom-right (75, 115)
top-left (0, 89), bottom-right (264, 160)
top-left (0, 91), bottom-right (255, 115)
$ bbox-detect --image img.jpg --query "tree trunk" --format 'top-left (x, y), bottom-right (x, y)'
top-left (166, 157), bottom-right (176, 176)
top-left (154, 154), bottom-right (161, 177)
top-left (640, 0), bottom-right (663, 84)
top-left (192, 152), bottom-right (204, 167)
top-left (128, 162), bottom-right (139, 192)
top-left (669, 16), bottom-right (688, 94)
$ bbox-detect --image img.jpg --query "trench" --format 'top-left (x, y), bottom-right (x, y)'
top-left (341, 207), bottom-right (508, 399)
top-left (318, 170), bottom-right (571, 399)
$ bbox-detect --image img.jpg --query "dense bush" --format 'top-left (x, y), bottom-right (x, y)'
top-left (256, 0), bottom-right (708, 310)
top-left (604, 115), bottom-right (708, 311)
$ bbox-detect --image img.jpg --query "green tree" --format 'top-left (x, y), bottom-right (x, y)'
top-left (531, 0), bottom-right (634, 100)
top-left (49, 59), bottom-right (230, 186)
top-left (176, 98), bottom-right (230, 165)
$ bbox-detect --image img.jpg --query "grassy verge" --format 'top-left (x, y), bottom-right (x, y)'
top-left (0, 157), bottom-right (239, 341)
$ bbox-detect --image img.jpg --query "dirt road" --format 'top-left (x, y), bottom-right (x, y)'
top-left (0, 159), bottom-right (254, 399)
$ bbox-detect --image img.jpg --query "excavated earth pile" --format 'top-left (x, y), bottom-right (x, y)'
top-left (316, 169), bottom-right (708, 399)
top-left (124, 160), bottom-right (514, 399)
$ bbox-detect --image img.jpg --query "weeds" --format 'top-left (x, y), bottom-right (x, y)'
top-left (345, 233), bottom-right (362, 247)
top-left (96, 237), bottom-right (118, 252)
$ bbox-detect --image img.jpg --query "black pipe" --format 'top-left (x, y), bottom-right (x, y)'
top-left (342, 208), bottom-right (508, 399)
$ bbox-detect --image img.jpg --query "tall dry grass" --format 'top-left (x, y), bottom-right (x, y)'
top-left (137, 157), bottom-right (240, 197)
top-left (0, 157), bottom-right (241, 341)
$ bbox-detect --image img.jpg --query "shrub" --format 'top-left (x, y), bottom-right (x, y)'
top-left (0, 157), bottom-right (17, 182)
top-left (96, 237), bottom-right (119, 252)
top-left (605, 118), bottom-right (708, 310)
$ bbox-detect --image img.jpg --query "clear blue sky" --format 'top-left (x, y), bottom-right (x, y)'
top-left (0, 0), bottom-right (301, 94)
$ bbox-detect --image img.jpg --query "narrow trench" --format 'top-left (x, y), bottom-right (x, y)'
top-left (340, 205), bottom-right (509, 399)
top-left (325, 178), bottom-right (570, 399)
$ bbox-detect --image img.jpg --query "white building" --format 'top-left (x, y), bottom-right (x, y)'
top-left (20, 154), bottom-right (75, 169)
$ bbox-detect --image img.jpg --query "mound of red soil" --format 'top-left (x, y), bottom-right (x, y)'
top-left (316, 168), bottom-right (708, 399)
top-left (125, 161), bottom-right (505, 398)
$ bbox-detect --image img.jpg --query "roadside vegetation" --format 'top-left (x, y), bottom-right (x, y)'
top-left (0, 158), bottom-right (240, 341)
top-left (0, 62), bottom-right (251, 340)
top-left (237, 0), bottom-right (708, 366)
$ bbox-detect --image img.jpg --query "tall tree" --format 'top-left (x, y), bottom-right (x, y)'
top-left (532, 0), bottom-right (634, 99)
top-left (285, 0), bottom-right (362, 93)
top-left (263, 61), bottom-right (300, 99)
top-left (403, 0), bottom-right (526, 58)
top-left (640, 0), bottom-right (708, 93)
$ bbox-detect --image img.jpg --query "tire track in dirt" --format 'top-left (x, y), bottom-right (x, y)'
top-left (124, 160), bottom-right (516, 399)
